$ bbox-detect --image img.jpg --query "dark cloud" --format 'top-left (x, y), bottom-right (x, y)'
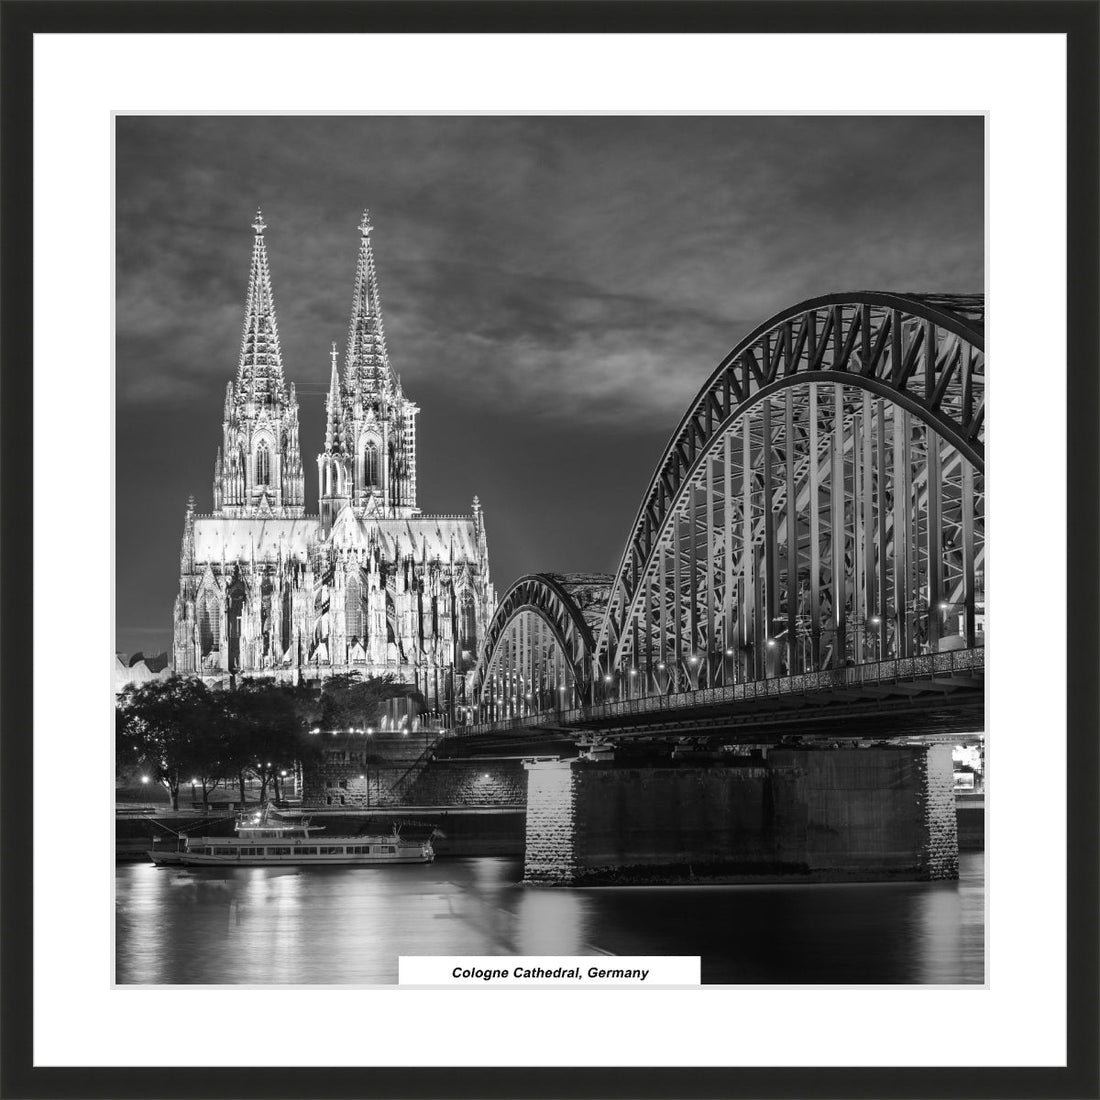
top-left (115, 115), bottom-right (983, 654)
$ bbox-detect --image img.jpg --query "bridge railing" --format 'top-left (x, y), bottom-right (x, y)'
top-left (460, 647), bottom-right (984, 737)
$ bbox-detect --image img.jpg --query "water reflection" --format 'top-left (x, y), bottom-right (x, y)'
top-left (116, 853), bottom-right (984, 985)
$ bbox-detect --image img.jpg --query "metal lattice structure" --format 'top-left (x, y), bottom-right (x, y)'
top-left (473, 291), bottom-right (985, 717)
top-left (475, 573), bottom-right (611, 719)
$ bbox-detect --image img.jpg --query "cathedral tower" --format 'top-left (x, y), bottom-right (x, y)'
top-left (318, 211), bottom-right (419, 533)
top-left (213, 210), bottom-right (306, 518)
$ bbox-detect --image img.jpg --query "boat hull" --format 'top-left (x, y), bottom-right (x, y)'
top-left (149, 850), bottom-right (434, 867)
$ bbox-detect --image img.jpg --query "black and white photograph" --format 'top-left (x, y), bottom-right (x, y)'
top-left (114, 114), bottom-right (987, 986)
top-left (4, 5), bottom-right (1096, 1096)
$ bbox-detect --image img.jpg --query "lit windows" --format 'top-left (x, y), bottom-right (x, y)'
top-left (255, 440), bottom-right (271, 486)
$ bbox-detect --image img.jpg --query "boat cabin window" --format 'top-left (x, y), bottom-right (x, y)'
top-left (272, 847), bottom-right (291, 855)
top-left (297, 847), bottom-right (317, 855)
top-left (382, 845), bottom-right (396, 854)
top-left (320, 846), bottom-right (344, 855)
top-left (250, 848), bottom-right (265, 855)
top-left (214, 847), bottom-right (235, 855)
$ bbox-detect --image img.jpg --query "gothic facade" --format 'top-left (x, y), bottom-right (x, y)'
top-left (173, 211), bottom-right (494, 706)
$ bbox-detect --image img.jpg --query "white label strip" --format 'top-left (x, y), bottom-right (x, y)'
top-left (399, 956), bottom-right (701, 986)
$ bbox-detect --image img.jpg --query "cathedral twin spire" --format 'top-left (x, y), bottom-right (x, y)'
top-left (215, 208), bottom-right (419, 526)
top-left (320, 209), bottom-right (419, 526)
top-left (236, 209), bottom-right (287, 404)
top-left (344, 210), bottom-right (399, 404)
top-left (212, 209), bottom-right (304, 518)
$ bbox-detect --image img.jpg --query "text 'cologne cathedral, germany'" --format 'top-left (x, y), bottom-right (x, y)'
top-left (172, 211), bottom-right (495, 709)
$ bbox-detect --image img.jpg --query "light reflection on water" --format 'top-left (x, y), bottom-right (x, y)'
top-left (115, 853), bottom-right (984, 985)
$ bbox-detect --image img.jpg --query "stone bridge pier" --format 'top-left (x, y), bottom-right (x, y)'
top-left (523, 743), bottom-right (958, 886)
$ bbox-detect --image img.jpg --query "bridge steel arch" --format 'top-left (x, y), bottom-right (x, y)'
top-left (594, 292), bottom-right (985, 698)
top-left (474, 573), bottom-right (612, 720)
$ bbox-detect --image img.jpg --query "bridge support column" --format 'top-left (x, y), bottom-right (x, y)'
top-left (523, 744), bottom-right (958, 886)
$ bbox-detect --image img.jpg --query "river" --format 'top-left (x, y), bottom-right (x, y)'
top-left (115, 852), bottom-right (984, 985)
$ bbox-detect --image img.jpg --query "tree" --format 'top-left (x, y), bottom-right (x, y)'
top-left (223, 679), bottom-right (323, 804)
top-left (319, 672), bottom-right (425, 732)
top-left (116, 676), bottom-right (221, 811)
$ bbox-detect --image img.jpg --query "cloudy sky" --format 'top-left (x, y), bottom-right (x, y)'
top-left (115, 115), bottom-right (983, 656)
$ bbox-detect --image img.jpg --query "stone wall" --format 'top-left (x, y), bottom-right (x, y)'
top-left (302, 739), bottom-right (525, 809)
top-left (768, 746), bottom-right (958, 880)
top-left (523, 762), bottom-right (576, 883)
top-left (404, 760), bottom-right (525, 807)
top-left (525, 744), bottom-right (960, 885)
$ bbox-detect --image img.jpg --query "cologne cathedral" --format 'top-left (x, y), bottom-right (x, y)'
top-left (172, 211), bottom-right (494, 706)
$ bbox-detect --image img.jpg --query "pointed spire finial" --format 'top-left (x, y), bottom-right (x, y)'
top-left (252, 208), bottom-right (266, 235)
top-left (359, 209), bottom-right (373, 237)
top-left (187, 494), bottom-right (196, 514)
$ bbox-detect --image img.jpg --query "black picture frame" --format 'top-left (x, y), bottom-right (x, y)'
top-left (3, 2), bottom-right (1097, 1098)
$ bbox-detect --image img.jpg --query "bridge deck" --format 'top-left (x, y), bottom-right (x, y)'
top-left (461, 648), bottom-right (985, 743)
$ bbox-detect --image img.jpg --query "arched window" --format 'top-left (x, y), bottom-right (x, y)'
top-left (255, 441), bottom-right (271, 487)
top-left (198, 591), bottom-right (221, 656)
top-left (460, 590), bottom-right (477, 652)
top-left (363, 442), bottom-right (379, 489)
top-left (345, 573), bottom-right (364, 640)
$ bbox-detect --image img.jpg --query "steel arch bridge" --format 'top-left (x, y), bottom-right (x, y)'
top-left (472, 292), bottom-right (984, 725)
top-left (474, 573), bottom-right (612, 721)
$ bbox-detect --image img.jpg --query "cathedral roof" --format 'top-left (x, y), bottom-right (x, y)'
top-left (193, 516), bottom-right (317, 562)
top-left (236, 209), bottom-right (287, 404)
top-left (328, 510), bottom-right (480, 561)
top-left (192, 514), bottom-right (481, 564)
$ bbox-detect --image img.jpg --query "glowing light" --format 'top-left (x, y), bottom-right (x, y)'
top-left (658, 662), bottom-right (666, 669)
top-left (359, 774), bottom-right (365, 780)
top-left (367, 728), bottom-right (374, 735)
top-left (140, 776), bottom-right (149, 784)
top-left (870, 617), bottom-right (881, 625)
top-left (604, 675), bottom-right (612, 682)
top-left (689, 656), bottom-right (699, 664)
top-left (483, 773), bottom-right (490, 779)
top-left (190, 778), bottom-right (198, 785)
top-left (766, 639), bottom-right (776, 648)
top-left (724, 649), bottom-right (733, 656)
top-left (629, 669), bottom-right (637, 676)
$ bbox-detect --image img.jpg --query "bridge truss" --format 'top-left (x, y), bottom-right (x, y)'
top-left (475, 573), bottom-right (610, 721)
top-left (473, 292), bottom-right (985, 721)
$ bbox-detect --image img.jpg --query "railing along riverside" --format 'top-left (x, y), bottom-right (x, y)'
top-left (459, 647), bottom-right (985, 737)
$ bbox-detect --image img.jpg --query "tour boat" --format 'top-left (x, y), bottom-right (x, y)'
top-left (147, 806), bottom-right (435, 867)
